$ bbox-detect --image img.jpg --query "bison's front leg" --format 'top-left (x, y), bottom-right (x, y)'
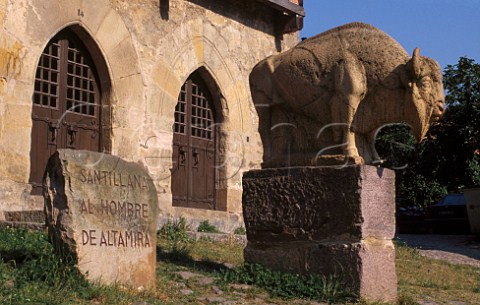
top-left (331, 52), bottom-right (367, 158)
top-left (369, 129), bottom-right (384, 164)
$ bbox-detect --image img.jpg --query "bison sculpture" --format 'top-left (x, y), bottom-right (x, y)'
top-left (250, 22), bottom-right (445, 167)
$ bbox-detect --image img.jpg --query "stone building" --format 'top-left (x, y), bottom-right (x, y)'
top-left (0, 0), bottom-right (304, 230)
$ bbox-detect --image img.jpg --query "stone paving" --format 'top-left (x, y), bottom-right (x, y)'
top-left (171, 271), bottom-right (329, 305)
top-left (396, 234), bottom-right (480, 268)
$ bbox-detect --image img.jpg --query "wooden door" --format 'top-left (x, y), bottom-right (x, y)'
top-left (172, 76), bottom-right (216, 209)
top-left (29, 31), bottom-right (103, 194)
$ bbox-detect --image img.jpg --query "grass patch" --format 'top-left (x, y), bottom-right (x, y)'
top-left (395, 241), bottom-right (480, 304)
top-left (0, 228), bottom-right (164, 305)
top-left (221, 263), bottom-right (356, 302)
top-left (1, 227), bottom-right (480, 304)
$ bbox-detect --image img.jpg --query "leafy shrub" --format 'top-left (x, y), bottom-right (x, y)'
top-left (158, 217), bottom-right (191, 242)
top-left (221, 263), bottom-right (356, 302)
top-left (197, 220), bottom-right (220, 233)
top-left (233, 226), bottom-right (246, 235)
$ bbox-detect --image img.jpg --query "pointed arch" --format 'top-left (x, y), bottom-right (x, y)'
top-left (171, 68), bottom-right (226, 211)
top-left (29, 25), bottom-right (112, 194)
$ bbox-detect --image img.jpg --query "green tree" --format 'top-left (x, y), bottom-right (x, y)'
top-left (376, 124), bottom-right (447, 207)
top-left (433, 57), bottom-right (480, 189)
top-left (375, 124), bottom-right (416, 170)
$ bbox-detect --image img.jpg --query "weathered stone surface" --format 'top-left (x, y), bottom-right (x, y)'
top-left (250, 22), bottom-right (445, 166)
top-left (205, 296), bottom-right (227, 303)
top-left (242, 165), bottom-right (395, 243)
top-left (242, 164), bottom-right (397, 302)
top-left (180, 289), bottom-right (194, 296)
top-left (175, 271), bottom-right (201, 280)
top-left (244, 239), bottom-right (397, 302)
top-left (0, 221), bottom-right (45, 231)
top-left (196, 276), bottom-right (215, 285)
top-left (4, 210), bottom-right (44, 222)
top-left (211, 285), bottom-right (223, 294)
top-left (44, 149), bottom-right (158, 289)
top-left (0, 179), bottom-right (41, 219)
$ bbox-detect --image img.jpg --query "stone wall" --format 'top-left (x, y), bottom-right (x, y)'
top-left (0, 0), bottom-right (300, 228)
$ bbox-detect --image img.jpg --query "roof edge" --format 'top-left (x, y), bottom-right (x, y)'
top-left (256, 0), bottom-right (305, 17)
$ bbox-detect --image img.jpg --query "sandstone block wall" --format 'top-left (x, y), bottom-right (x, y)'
top-left (0, 0), bottom-right (300, 228)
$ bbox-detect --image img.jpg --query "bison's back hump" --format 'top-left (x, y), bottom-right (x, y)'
top-left (270, 22), bottom-right (410, 108)
top-left (297, 22), bottom-right (410, 79)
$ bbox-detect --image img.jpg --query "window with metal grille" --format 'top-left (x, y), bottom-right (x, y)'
top-left (174, 85), bottom-right (187, 134)
top-left (33, 33), bottom-right (99, 116)
top-left (174, 79), bottom-right (214, 140)
top-left (33, 42), bottom-right (60, 109)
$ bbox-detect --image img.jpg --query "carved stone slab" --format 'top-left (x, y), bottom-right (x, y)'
top-left (242, 165), bottom-right (397, 302)
top-left (44, 149), bottom-right (158, 289)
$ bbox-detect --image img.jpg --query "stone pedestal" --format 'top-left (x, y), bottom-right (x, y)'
top-left (242, 165), bottom-right (397, 302)
top-left (44, 149), bottom-right (158, 289)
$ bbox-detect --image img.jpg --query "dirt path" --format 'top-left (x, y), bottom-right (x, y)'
top-left (396, 234), bottom-right (480, 268)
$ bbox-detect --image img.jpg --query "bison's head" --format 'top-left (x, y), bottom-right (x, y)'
top-left (403, 48), bottom-right (445, 141)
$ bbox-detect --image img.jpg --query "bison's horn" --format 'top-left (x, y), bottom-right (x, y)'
top-left (412, 47), bottom-right (421, 76)
top-left (413, 47), bottom-right (420, 58)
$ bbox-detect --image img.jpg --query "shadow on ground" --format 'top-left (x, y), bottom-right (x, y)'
top-left (156, 245), bottom-right (230, 274)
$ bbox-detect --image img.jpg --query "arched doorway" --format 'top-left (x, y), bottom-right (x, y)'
top-left (171, 72), bottom-right (221, 210)
top-left (29, 27), bottom-right (111, 194)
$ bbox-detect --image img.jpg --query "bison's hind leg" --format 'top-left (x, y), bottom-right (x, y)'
top-left (330, 94), bottom-right (359, 157)
top-left (331, 52), bottom-right (367, 158)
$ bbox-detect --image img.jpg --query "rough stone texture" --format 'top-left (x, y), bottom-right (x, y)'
top-left (4, 210), bottom-right (44, 222)
top-left (0, 0), bottom-right (301, 227)
top-left (242, 165), bottom-right (397, 302)
top-left (245, 239), bottom-right (397, 301)
top-left (0, 221), bottom-right (45, 231)
top-left (243, 165), bottom-right (395, 243)
top-left (250, 22), bottom-right (445, 167)
top-left (44, 149), bottom-right (158, 289)
top-left (0, 179), bottom-right (40, 219)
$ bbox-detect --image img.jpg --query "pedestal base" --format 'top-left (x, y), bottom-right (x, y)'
top-left (242, 165), bottom-right (397, 302)
top-left (245, 239), bottom-right (396, 301)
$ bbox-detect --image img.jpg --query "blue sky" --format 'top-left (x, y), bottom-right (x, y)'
top-left (300, 0), bottom-right (480, 69)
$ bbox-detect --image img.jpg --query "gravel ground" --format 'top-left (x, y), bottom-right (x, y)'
top-left (395, 234), bottom-right (480, 268)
